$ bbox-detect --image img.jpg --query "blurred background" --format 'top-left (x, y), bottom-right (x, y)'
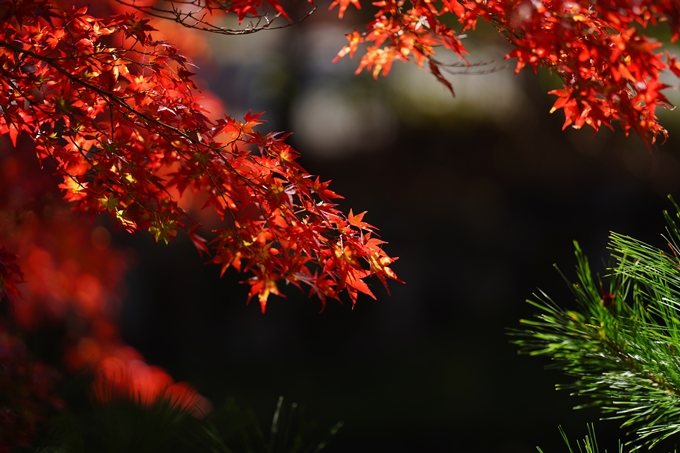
top-left (60, 3), bottom-right (680, 452)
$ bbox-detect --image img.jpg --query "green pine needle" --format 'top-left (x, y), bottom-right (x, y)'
top-left (537, 425), bottom-right (625, 453)
top-left (514, 197), bottom-right (680, 450)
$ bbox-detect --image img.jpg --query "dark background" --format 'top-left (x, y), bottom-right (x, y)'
top-left (114, 7), bottom-right (680, 452)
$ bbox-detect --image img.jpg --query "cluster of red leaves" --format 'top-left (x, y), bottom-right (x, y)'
top-left (333, 0), bottom-right (680, 145)
top-left (0, 0), bottom-right (401, 313)
top-left (332, 0), bottom-right (467, 94)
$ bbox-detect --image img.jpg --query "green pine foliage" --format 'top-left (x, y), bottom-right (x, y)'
top-left (34, 395), bottom-right (340, 453)
top-left (536, 425), bottom-right (623, 453)
top-left (194, 396), bottom-right (343, 453)
top-left (514, 198), bottom-right (680, 451)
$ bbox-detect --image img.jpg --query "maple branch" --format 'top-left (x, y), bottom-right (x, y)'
top-left (114, 0), bottom-right (317, 35)
top-left (0, 39), bottom-right (242, 180)
top-left (0, 63), bottom-right (98, 195)
top-left (31, 56), bottom-right (196, 144)
top-left (426, 55), bottom-right (503, 76)
top-left (0, 37), bottom-right (249, 247)
top-left (0, 2), bottom-right (402, 310)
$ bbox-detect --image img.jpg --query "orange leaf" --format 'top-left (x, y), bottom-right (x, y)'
top-left (329, 0), bottom-right (362, 19)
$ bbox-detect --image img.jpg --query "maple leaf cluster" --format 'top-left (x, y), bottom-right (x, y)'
top-left (333, 0), bottom-right (680, 145)
top-left (0, 0), bottom-right (401, 315)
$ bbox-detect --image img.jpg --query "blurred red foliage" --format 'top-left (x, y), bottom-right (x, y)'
top-left (0, 138), bottom-right (206, 445)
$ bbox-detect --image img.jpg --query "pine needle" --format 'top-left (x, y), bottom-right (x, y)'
top-left (513, 198), bottom-right (680, 450)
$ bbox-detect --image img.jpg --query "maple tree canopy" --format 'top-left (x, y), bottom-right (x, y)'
top-left (1, 0), bottom-right (680, 312)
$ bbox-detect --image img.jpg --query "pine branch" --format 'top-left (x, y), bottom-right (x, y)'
top-left (537, 424), bottom-right (623, 453)
top-left (37, 394), bottom-right (340, 453)
top-left (513, 199), bottom-right (680, 450)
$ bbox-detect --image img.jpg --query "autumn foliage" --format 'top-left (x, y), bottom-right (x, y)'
top-left (2, 0), bottom-right (680, 448)
top-left (334, 0), bottom-right (680, 144)
top-left (0, 0), bottom-right (401, 313)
